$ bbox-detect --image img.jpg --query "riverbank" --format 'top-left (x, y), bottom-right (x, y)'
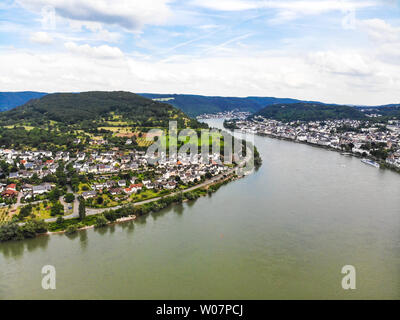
top-left (235, 128), bottom-right (400, 174)
top-left (0, 171), bottom-right (240, 242)
top-left (45, 215), bottom-right (137, 236)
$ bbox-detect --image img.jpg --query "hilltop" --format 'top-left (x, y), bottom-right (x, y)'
top-left (253, 103), bottom-right (366, 122)
top-left (0, 91), bottom-right (204, 129)
top-left (0, 91), bottom-right (206, 150)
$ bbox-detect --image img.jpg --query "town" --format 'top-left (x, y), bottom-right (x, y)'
top-left (197, 110), bottom-right (251, 120)
top-left (0, 148), bottom-right (231, 221)
top-left (225, 116), bottom-right (400, 170)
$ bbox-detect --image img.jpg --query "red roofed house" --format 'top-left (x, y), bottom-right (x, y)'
top-left (2, 184), bottom-right (18, 198)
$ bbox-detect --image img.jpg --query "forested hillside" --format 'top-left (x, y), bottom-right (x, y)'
top-left (0, 91), bottom-right (204, 128)
top-left (138, 93), bottom-right (309, 116)
top-left (254, 103), bottom-right (366, 121)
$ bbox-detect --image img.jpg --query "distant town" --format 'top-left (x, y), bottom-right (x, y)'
top-left (197, 110), bottom-right (251, 120)
top-left (223, 115), bottom-right (400, 171)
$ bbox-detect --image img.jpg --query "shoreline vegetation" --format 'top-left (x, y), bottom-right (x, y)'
top-left (0, 172), bottom-right (240, 242)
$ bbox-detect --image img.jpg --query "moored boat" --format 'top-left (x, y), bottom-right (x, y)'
top-left (361, 158), bottom-right (380, 168)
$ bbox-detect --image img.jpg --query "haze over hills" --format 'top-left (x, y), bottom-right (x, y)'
top-left (0, 91), bottom-right (47, 111)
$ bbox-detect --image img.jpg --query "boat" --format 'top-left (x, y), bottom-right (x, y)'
top-left (361, 159), bottom-right (380, 168)
top-left (341, 152), bottom-right (352, 156)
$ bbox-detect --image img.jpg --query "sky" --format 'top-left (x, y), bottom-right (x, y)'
top-left (0, 0), bottom-right (399, 105)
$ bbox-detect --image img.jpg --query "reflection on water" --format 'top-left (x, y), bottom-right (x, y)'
top-left (79, 230), bottom-right (88, 250)
top-left (173, 203), bottom-right (184, 215)
top-left (0, 235), bottom-right (49, 260)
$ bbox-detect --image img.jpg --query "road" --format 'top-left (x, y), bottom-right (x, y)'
top-left (44, 146), bottom-right (254, 222)
top-left (44, 169), bottom-right (235, 222)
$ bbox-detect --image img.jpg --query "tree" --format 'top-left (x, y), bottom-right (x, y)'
top-left (78, 199), bottom-right (86, 220)
top-left (50, 202), bottom-right (64, 216)
top-left (64, 193), bottom-right (75, 203)
top-left (18, 204), bottom-right (33, 220)
top-left (56, 216), bottom-right (64, 224)
top-left (0, 221), bottom-right (23, 242)
top-left (94, 214), bottom-right (108, 228)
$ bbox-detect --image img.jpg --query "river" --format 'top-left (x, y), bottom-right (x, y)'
top-left (0, 119), bottom-right (399, 299)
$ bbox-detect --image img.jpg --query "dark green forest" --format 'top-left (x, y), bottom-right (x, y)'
top-left (357, 105), bottom-right (400, 120)
top-left (253, 103), bottom-right (367, 122)
top-left (0, 91), bottom-right (206, 129)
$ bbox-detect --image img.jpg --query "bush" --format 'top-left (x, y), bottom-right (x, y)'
top-left (32, 219), bottom-right (48, 233)
top-left (65, 224), bottom-right (78, 235)
top-left (104, 210), bottom-right (118, 222)
top-left (64, 193), bottom-right (75, 203)
top-left (20, 222), bottom-right (37, 239)
top-left (18, 204), bottom-right (33, 220)
top-left (51, 202), bottom-right (64, 216)
top-left (56, 216), bottom-right (64, 224)
top-left (94, 214), bottom-right (108, 228)
top-left (0, 221), bottom-right (23, 242)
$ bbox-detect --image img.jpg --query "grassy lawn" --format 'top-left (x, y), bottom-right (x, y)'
top-left (87, 193), bottom-right (119, 208)
top-left (136, 136), bottom-right (154, 147)
top-left (30, 202), bottom-right (52, 220)
top-left (78, 182), bottom-right (91, 194)
top-left (0, 208), bottom-right (11, 223)
top-left (5, 125), bottom-right (36, 131)
top-left (106, 120), bottom-right (130, 126)
top-left (130, 189), bottom-right (163, 202)
top-left (99, 126), bottom-right (134, 133)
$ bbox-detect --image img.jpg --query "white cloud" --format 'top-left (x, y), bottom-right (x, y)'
top-left (360, 18), bottom-right (400, 64)
top-left (361, 18), bottom-right (400, 42)
top-left (30, 31), bottom-right (53, 44)
top-left (17, 0), bottom-right (172, 31)
top-left (1, 46), bottom-right (399, 106)
top-left (192, 0), bottom-right (377, 12)
top-left (309, 51), bottom-right (373, 76)
top-left (192, 0), bottom-right (379, 23)
top-left (64, 42), bottom-right (124, 59)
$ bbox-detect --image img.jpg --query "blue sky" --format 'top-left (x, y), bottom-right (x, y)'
top-left (0, 0), bottom-right (399, 105)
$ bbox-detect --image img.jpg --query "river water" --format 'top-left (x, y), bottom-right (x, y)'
top-left (0, 119), bottom-right (399, 299)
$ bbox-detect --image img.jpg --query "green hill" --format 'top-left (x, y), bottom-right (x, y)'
top-left (357, 105), bottom-right (400, 119)
top-left (139, 93), bottom-right (308, 117)
top-left (0, 91), bottom-right (204, 129)
top-left (254, 103), bottom-right (366, 122)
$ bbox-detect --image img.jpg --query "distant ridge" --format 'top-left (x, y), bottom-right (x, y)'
top-left (0, 91), bottom-right (399, 118)
top-left (138, 93), bottom-right (314, 117)
top-left (0, 91), bottom-right (47, 111)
